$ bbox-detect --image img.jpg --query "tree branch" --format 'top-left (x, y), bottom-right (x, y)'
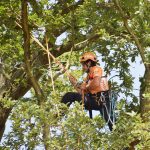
top-left (21, 0), bottom-right (44, 102)
top-left (52, 0), bottom-right (84, 15)
top-left (113, 0), bottom-right (146, 65)
top-left (21, 2), bottom-right (51, 149)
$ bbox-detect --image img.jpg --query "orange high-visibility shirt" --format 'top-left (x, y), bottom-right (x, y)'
top-left (88, 66), bottom-right (102, 79)
top-left (86, 66), bottom-right (109, 94)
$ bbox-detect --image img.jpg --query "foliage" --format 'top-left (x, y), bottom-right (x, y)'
top-left (0, 0), bottom-right (150, 149)
top-left (1, 100), bottom-right (150, 149)
top-left (0, 97), bottom-right (16, 109)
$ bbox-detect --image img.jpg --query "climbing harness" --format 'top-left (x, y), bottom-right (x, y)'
top-left (90, 92), bottom-right (106, 106)
top-left (86, 90), bottom-right (117, 128)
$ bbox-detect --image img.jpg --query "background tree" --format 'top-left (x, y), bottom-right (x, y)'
top-left (0, 0), bottom-right (150, 149)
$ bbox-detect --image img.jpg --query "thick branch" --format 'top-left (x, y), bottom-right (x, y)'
top-left (56, 33), bottom-right (100, 53)
top-left (21, 2), bottom-right (51, 149)
top-left (21, 0), bottom-right (44, 101)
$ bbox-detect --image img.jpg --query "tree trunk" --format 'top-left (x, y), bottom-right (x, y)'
top-left (0, 63), bottom-right (11, 141)
top-left (140, 64), bottom-right (150, 121)
top-left (0, 107), bottom-right (11, 142)
top-left (43, 122), bottom-right (51, 150)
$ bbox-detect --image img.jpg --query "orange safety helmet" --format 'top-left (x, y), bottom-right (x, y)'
top-left (80, 52), bottom-right (97, 63)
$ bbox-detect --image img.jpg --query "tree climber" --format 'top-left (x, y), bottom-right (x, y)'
top-left (61, 52), bottom-right (115, 131)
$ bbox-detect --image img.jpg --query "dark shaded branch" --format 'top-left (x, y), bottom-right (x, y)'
top-left (52, 0), bottom-right (84, 15)
top-left (56, 33), bottom-right (100, 53)
top-left (11, 32), bottom-right (100, 100)
top-left (0, 108), bottom-right (11, 142)
top-left (61, 0), bottom-right (84, 15)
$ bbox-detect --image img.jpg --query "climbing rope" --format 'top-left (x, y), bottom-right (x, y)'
top-left (100, 91), bottom-right (117, 127)
top-left (45, 36), bottom-right (55, 93)
top-left (110, 90), bottom-right (117, 123)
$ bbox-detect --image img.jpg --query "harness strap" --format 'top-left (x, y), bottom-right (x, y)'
top-left (89, 110), bottom-right (93, 119)
top-left (86, 94), bottom-right (93, 119)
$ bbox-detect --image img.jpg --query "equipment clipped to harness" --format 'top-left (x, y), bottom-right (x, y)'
top-left (99, 90), bottom-right (117, 131)
top-left (87, 90), bottom-right (117, 127)
top-left (109, 90), bottom-right (118, 123)
top-left (103, 90), bottom-right (117, 125)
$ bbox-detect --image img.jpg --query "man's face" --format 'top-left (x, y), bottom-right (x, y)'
top-left (81, 62), bottom-right (89, 72)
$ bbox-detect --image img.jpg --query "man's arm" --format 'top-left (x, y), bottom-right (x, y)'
top-left (85, 76), bottom-right (100, 91)
top-left (68, 73), bottom-right (82, 93)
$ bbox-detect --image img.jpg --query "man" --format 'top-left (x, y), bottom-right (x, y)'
top-left (62, 52), bottom-right (114, 131)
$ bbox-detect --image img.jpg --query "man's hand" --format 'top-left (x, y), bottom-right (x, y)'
top-left (68, 73), bottom-right (77, 85)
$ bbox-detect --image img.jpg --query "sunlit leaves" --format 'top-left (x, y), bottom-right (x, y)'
top-left (0, 97), bottom-right (15, 109)
top-left (3, 99), bottom-right (150, 149)
top-left (0, 0), bottom-right (150, 149)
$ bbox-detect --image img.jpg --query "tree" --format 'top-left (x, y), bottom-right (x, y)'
top-left (0, 0), bottom-right (150, 149)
